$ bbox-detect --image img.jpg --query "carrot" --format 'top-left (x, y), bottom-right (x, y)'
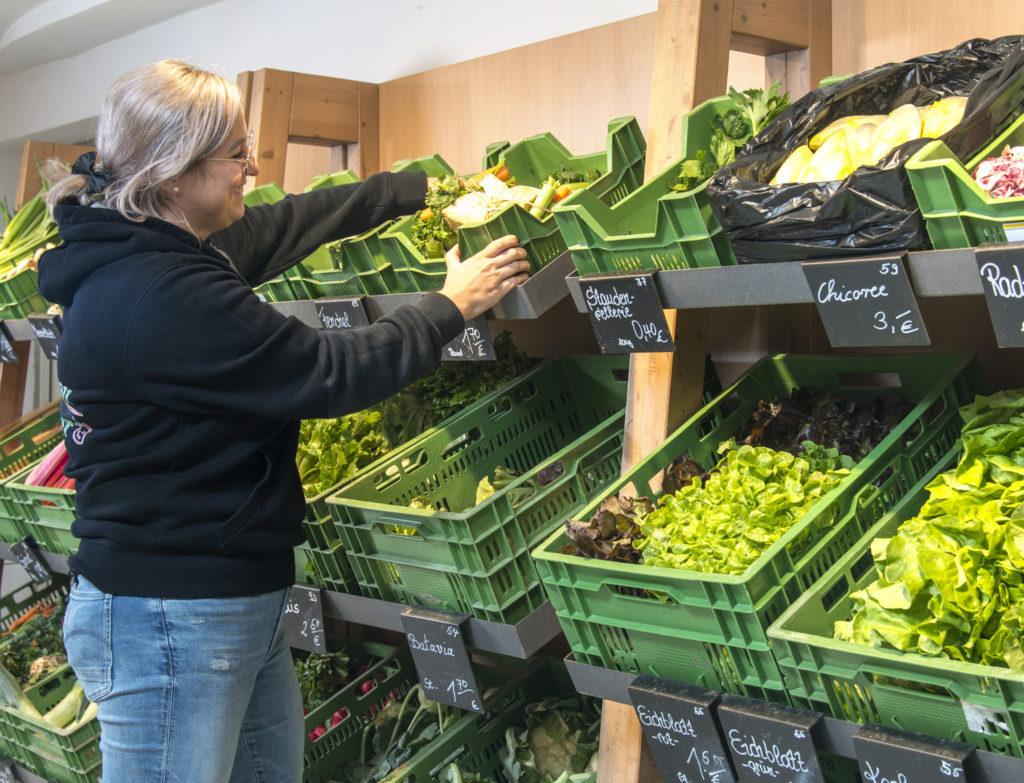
top-left (552, 184), bottom-right (572, 203)
top-left (493, 165), bottom-right (511, 182)
top-left (419, 208), bottom-right (433, 222)
top-left (7, 603), bottom-right (46, 633)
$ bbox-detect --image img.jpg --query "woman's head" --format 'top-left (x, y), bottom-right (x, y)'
top-left (45, 59), bottom-right (255, 237)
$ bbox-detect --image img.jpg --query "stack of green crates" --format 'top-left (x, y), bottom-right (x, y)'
top-left (768, 446), bottom-right (1024, 758)
top-left (321, 356), bottom-right (631, 624)
top-left (906, 111), bottom-right (1024, 248)
top-left (327, 220), bottom-right (401, 296)
top-left (0, 403), bottom-right (63, 544)
top-left (302, 639), bottom-right (418, 783)
top-left (532, 352), bottom-right (984, 703)
top-left (380, 117), bottom-right (647, 293)
top-left (552, 95), bottom-right (740, 275)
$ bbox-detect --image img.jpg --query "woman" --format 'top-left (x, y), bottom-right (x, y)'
top-left (38, 59), bottom-right (529, 783)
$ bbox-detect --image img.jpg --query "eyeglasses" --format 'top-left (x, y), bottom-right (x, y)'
top-left (205, 130), bottom-right (255, 174)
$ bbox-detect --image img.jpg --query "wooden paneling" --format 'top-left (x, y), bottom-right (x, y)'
top-left (731, 0), bottom-right (809, 54)
top-left (379, 14), bottom-right (769, 174)
top-left (833, 0), bottom-right (1024, 75)
top-left (289, 74), bottom-right (361, 143)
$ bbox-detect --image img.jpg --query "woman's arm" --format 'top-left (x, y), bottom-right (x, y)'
top-left (211, 170), bottom-right (427, 285)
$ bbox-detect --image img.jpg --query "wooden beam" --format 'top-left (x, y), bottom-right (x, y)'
top-left (598, 3), bottom-right (729, 782)
top-left (289, 74), bottom-right (362, 143)
top-left (807, 0), bottom-right (834, 90)
top-left (357, 83), bottom-right (381, 177)
top-left (731, 0), bottom-right (809, 55)
top-left (0, 343), bottom-right (31, 429)
top-left (249, 69), bottom-right (294, 187)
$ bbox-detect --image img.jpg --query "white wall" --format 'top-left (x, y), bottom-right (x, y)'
top-left (0, 0), bottom-right (658, 202)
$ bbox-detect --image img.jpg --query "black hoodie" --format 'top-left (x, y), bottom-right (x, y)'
top-left (37, 171), bottom-right (464, 598)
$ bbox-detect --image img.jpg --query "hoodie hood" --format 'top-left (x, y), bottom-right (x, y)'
top-left (39, 202), bottom-right (224, 307)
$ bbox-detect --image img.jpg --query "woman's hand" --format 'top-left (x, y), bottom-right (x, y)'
top-left (439, 235), bottom-right (530, 320)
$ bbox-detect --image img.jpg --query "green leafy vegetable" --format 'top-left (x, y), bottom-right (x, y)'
top-left (294, 649), bottom-right (352, 711)
top-left (544, 164), bottom-right (601, 186)
top-left (412, 175), bottom-right (467, 258)
top-left (836, 389), bottom-right (1024, 669)
top-left (297, 409), bottom-right (391, 497)
top-left (637, 440), bottom-right (853, 574)
top-left (673, 80), bottom-right (790, 192)
top-left (501, 694), bottom-right (600, 783)
top-left (0, 597), bottom-right (66, 685)
top-left (476, 465), bottom-right (539, 508)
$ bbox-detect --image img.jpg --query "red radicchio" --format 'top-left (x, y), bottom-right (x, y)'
top-left (973, 145), bottom-right (1024, 198)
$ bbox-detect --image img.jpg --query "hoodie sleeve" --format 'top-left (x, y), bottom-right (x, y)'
top-left (211, 171), bottom-right (428, 285)
top-left (122, 258), bottom-right (464, 419)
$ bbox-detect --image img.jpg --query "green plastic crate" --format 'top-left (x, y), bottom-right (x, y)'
top-left (552, 96), bottom-right (740, 275)
top-left (390, 154), bottom-right (456, 177)
top-left (481, 141), bottom-right (511, 171)
top-left (378, 215), bottom-right (447, 293)
top-left (305, 170), bottom-right (361, 191)
top-left (532, 352), bottom-right (984, 701)
top-left (457, 116), bottom-right (647, 275)
top-left (324, 356), bottom-right (631, 624)
top-left (5, 460), bottom-right (77, 557)
top-left (0, 291), bottom-right (49, 320)
top-left (327, 657), bottom-right (559, 783)
top-left (0, 268), bottom-right (41, 308)
top-left (0, 404), bottom-right (63, 544)
top-left (309, 269), bottom-right (362, 298)
top-left (303, 639), bottom-right (417, 783)
top-left (0, 664), bottom-right (100, 783)
top-left (906, 110), bottom-right (1024, 248)
top-left (767, 446), bottom-right (1024, 758)
top-left (327, 220), bottom-right (402, 296)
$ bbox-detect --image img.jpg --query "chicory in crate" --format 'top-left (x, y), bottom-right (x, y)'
top-left (706, 35), bottom-right (1024, 262)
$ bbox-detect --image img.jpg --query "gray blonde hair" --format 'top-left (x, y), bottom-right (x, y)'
top-left (44, 59), bottom-right (242, 223)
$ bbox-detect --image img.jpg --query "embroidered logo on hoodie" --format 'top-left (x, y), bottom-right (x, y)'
top-left (59, 383), bottom-right (92, 445)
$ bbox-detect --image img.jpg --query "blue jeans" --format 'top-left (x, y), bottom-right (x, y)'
top-left (62, 575), bottom-right (304, 783)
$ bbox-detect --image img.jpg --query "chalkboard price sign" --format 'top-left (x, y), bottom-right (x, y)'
top-left (28, 314), bottom-right (62, 360)
top-left (0, 323), bottom-right (18, 364)
top-left (0, 757), bottom-right (14, 783)
top-left (400, 607), bottom-right (483, 713)
top-left (316, 297), bottom-right (370, 331)
top-left (975, 244), bottom-right (1024, 347)
top-left (283, 585), bottom-right (327, 654)
top-left (802, 256), bottom-right (930, 348)
top-left (11, 536), bottom-right (52, 585)
top-left (627, 674), bottom-right (737, 783)
top-left (853, 723), bottom-right (974, 783)
top-left (580, 272), bottom-right (673, 354)
top-left (717, 694), bottom-right (825, 783)
top-left (442, 316), bottom-right (495, 362)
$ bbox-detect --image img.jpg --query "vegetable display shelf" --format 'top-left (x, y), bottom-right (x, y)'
top-left (302, 639), bottom-right (418, 783)
top-left (323, 355), bottom-right (632, 625)
top-left (0, 665), bottom-right (99, 783)
top-left (378, 116), bottom-right (647, 292)
top-left (563, 654), bottom-right (1024, 783)
top-left (563, 245), bottom-right (993, 313)
top-left (327, 220), bottom-right (401, 297)
top-left (906, 110), bottom-right (1024, 248)
top-left (456, 116), bottom-right (648, 278)
top-left (324, 655), bottom-right (551, 783)
top-left (0, 405), bottom-right (62, 545)
top-left (551, 95), bottom-right (738, 275)
top-left (531, 352), bottom-right (983, 702)
top-left (768, 446), bottom-right (1024, 759)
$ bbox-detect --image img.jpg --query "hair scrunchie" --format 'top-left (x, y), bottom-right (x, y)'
top-left (71, 151), bottom-right (110, 195)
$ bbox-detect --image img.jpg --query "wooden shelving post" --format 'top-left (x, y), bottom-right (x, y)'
top-left (597, 2), bottom-right (831, 782)
top-left (237, 68), bottom-right (382, 187)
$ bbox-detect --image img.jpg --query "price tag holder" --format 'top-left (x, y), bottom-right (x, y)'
top-left (283, 585), bottom-right (326, 654)
top-left (27, 314), bottom-right (62, 360)
top-left (627, 674), bottom-right (737, 783)
top-left (316, 297), bottom-right (370, 331)
top-left (974, 244), bottom-right (1024, 347)
top-left (10, 536), bottom-right (52, 585)
top-left (716, 693), bottom-right (825, 783)
top-left (580, 272), bottom-right (673, 354)
top-left (0, 758), bottom-right (14, 783)
top-left (802, 255), bottom-right (930, 348)
top-left (400, 607), bottom-right (483, 713)
top-left (853, 723), bottom-right (973, 782)
top-left (442, 316), bottom-right (495, 362)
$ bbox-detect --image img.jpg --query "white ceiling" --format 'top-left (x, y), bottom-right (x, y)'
top-left (0, 0), bottom-right (224, 76)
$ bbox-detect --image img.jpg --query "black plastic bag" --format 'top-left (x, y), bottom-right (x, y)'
top-left (706, 36), bottom-right (1024, 263)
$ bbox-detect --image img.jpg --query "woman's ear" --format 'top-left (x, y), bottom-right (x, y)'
top-left (160, 179), bottom-right (181, 196)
